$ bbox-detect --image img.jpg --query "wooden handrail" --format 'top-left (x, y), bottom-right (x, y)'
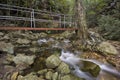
top-left (0, 27), bottom-right (78, 31)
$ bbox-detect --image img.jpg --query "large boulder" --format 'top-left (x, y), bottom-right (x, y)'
top-left (97, 41), bottom-right (119, 55)
top-left (0, 42), bottom-right (14, 54)
top-left (81, 61), bottom-right (100, 77)
top-left (46, 55), bottom-right (61, 69)
top-left (13, 54), bottom-right (36, 70)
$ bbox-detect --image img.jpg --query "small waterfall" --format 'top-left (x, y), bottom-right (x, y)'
top-left (79, 58), bottom-right (120, 78)
top-left (60, 49), bottom-right (96, 80)
top-left (60, 49), bottom-right (120, 80)
top-left (38, 38), bottom-right (47, 45)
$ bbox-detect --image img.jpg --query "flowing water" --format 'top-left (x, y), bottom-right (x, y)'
top-left (38, 38), bottom-right (120, 80)
top-left (60, 49), bottom-right (120, 80)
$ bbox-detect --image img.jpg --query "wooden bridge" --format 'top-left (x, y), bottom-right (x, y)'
top-left (0, 4), bottom-right (77, 31)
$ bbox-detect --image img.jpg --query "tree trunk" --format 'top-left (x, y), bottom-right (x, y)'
top-left (75, 0), bottom-right (88, 44)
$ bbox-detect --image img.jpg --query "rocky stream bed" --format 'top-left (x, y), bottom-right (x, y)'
top-left (0, 31), bottom-right (120, 80)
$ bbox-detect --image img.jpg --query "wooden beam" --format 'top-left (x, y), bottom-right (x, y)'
top-left (0, 27), bottom-right (78, 31)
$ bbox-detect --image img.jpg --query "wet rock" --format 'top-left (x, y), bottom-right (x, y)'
top-left (45, 71), bottom-right (53, 80)
top-left (52, 72), bottom-right (58, 80)
top-left (13, 54), bottom-right (36, 70)
top-left (82, 61), bottom-right (100, 77)
top-left (11, 72), bottom-right (19, 80)
top-left (56, 62), bottom-right (70, 74)
top-left (38, 38), bottom-right (47, 45)
top-left (46, 55), bottom-right (61, 68)
top-left (97, 41), bottom-right (119, 55)
top-left (16, 38), bottom-right (31, 44)
top-left (0, 42), bottom-right (14, 54)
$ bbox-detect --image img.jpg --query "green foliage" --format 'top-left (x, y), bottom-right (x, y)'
top-left (48, 0), bottom-right (74, 14)
top-left (83, 0), bottom-right (107, 27)
top-left (0, 0), bottom-right (74, 14)
top-left (83, 0), bottom-right (120, 28)
top-left (98, 15), bottom-right (120, 40)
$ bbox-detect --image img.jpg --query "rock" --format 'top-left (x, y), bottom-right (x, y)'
top-left (61, 75), bottom-right (71, 80)
top-left (11, 72), bottom-right (19, 80)
top-left (57, 74), bottom-right (61, 80)
top-left (46, 55), bottom-right (61, 68)
top-left (56, 62), bottom-right (70, 74)
top-left (70, 74), bottom-right (84, 80)
top-left (52, 72), bottom-right (58, 80)
top-left (17, 73), bottom-right (43, 80)
top-left (1, 65), bottom-right (15, 79)
top-left (13, 54), bottom-right (36, 70)
top-left (58, 74), bottom-right (83, 80)
top-left (3, 54), bottom-right (14, 65)
top-left (16, 38), bottom-right (31, 44)
top-left (97, 41), bottom-right (119, 55)
top-left (37, 69), bottom-right (48, 75)
top-left (3, 35), bottom-right (10, 40)
top-left (39, 32), bottom-right (47, 38)
top-left (29, 47), bottom-right (39, 53)
top-left (60, 31), bottom-right (75, 39)
top-left (9, 31), bottom-right (30, 38)
top-left (82, 61), bottom-right (100, 77)
top-left (0, 32), bottom-right (4, 36)
top-left (31, 41), bottom-right (38, 46)
top-left (45, 71), bottom-right (53, 80)
top-left (0, 42), bottom-right (14, 54)
top-left (17, 75), bottom-right (24, 80)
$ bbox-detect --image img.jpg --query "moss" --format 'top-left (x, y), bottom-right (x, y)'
top-left (81, 61), bottom-right (101, 77)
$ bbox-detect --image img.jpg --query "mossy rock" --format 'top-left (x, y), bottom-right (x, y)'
top-left (81, 61), bottom-right (101, 77)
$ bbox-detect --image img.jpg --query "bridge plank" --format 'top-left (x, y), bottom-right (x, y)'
top-left (0, 27), bottom-right (78, 31)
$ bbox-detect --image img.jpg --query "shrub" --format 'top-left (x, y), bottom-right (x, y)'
top-left (98, 15), bottom-right (120, 41)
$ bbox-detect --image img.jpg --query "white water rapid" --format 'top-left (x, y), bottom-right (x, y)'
top-left (60, 49), bottom-right (120, 80)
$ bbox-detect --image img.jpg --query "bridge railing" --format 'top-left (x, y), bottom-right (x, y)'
top-left (0, 4), bottom-right (76, 28)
